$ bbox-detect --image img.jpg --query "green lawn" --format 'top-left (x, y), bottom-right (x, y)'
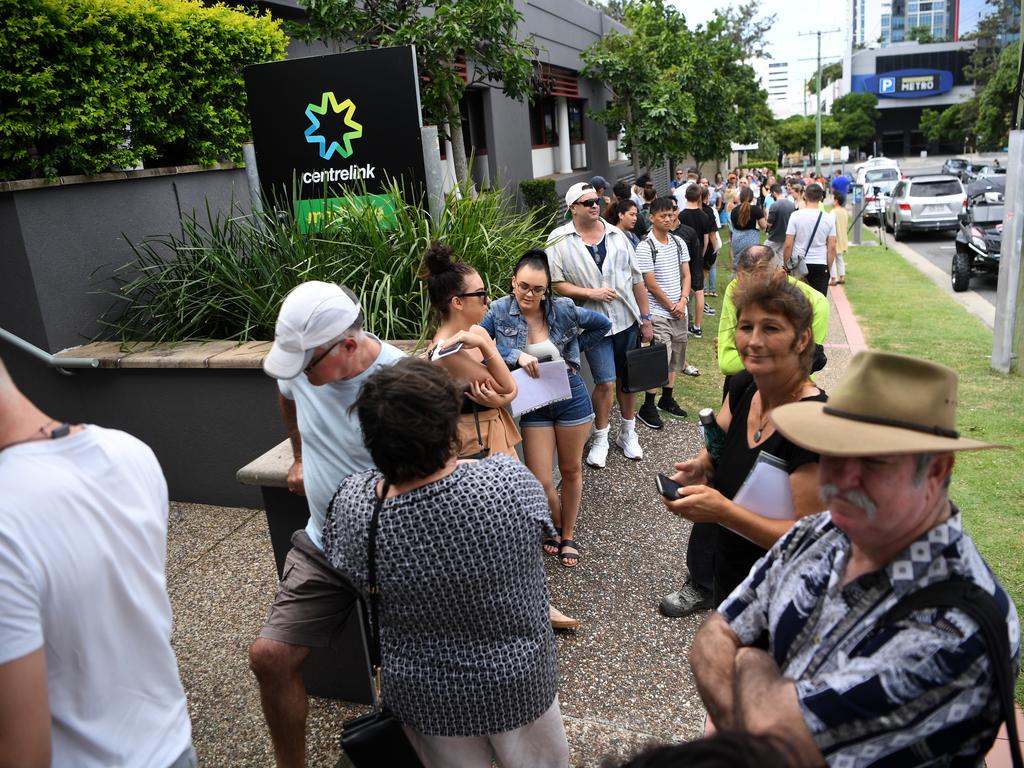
top-left (844, 240), bottom-right (1024, 703)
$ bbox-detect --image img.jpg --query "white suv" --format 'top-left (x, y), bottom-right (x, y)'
top-left (883, 175), bottom-right (966, 240)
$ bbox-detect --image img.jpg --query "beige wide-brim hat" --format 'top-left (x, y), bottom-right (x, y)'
top-left (771, 350), bottom-right (1004, 456)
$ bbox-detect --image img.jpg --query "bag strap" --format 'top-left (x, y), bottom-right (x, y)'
top-left (367, 480), bottom-right (390, 675)
top-left (881, 577), bottom-right (1021, 768)
top-left (800, 212), bottom-right (824, 259)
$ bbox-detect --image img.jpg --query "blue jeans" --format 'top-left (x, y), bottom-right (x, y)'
top-left (519, 370), bottom-right (594, 428)
top-left (584, 323), bottom-right (639, 385)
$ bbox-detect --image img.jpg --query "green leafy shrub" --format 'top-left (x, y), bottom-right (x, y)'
top-left (0, 0), bottom-right (286, 181)
top-left (103, 183), bottom-right (551, 343)
top-left (518, 178), bottom-right (559, 229)
top-left (739, 159), bottom-right (778, 172)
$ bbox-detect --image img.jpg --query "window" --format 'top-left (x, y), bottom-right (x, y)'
top-left (568, 99), bottom-right (585, 143)
top-left (865, 168), bottom-right (899, 182)
top-left (910, 179), bottom-right (962, 197)
top-left (530, 96), bottom-right (558, 147)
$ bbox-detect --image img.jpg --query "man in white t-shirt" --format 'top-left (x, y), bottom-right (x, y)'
top-left (784, 183), bottom-right (836, 297)
top-left (634, 196), bottom-right (692, 430)
top-left (0, 357), bottom-right (194, 767)
top-left (249, 282), bottom-right (406, 767)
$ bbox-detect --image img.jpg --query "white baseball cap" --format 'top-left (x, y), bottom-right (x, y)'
top-left (564, 182), bottom-right (595, 208)
top-left (263, 281), bottom-right (360, 380)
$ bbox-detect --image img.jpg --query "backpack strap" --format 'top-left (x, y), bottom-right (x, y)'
top-left (881, 577), bottom-right (1021, 768)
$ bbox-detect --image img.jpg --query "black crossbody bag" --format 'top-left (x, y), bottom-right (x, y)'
top-left (339, 481), bottom-right (424, 767)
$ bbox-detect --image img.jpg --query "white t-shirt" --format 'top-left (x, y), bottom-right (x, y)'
top-left (672, 181), bottom-right (692, 210)
top-left (786, 208), bottom-right (837, 265)
top-left (0, 426), bottom-right (191, 768)
top-left (279, 334), bottom-right (405, 548)
top-left (634, 233), bottom-right (690, 319)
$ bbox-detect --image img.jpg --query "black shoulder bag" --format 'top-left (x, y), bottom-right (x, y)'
top-left (881, 577), bottom-right (1021, 768)
top-left (339, 481), bottom-right (424, 767)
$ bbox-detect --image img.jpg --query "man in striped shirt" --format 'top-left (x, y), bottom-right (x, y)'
top-left (546, 182), bottom-right (653, 467)
top-left (690, 351), bottom-right (1019, 766)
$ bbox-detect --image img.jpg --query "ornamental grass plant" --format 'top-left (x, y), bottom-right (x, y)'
top-left (103, 182), bottom-right (551, 344)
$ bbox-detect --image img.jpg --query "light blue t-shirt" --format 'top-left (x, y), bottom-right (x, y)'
top-left (278, 334), bottom-right (405, 549)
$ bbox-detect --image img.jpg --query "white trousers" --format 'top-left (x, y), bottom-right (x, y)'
top-left (403, 696), bottom-right (569, 768)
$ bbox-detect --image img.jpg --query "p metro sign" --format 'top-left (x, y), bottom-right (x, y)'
top-left (244, 46), bottom-right (426, 232)
top-left (853, 69), bottom-right (954, 99)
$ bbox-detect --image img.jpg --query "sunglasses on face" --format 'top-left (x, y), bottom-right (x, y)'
top-left (457, 290), bottom-right (489, 301)
top-left (515, 281), bottom-right (547, 296)
top-left (305, 339), bottom-right (341, 374)
top-left (575, 198), bottom-right (601, 208)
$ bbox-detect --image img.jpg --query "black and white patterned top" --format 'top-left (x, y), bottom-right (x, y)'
top-left (321, 454), bottom-right (559, 737)
top-left (721, 507), bottom-right (1020, 766)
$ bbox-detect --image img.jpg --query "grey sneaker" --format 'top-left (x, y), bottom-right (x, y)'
top-left (659, 582), bottom-right (713, 618)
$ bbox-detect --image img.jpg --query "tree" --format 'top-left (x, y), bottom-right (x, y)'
top-left (291, 0), bottom-right (536, 188)
top-left (830, 92), bottom-right (879, 151)
top-left (806, 62), bottom-right (843, 95)
top-left (963, 0), bottom-right (1019, 87)
top-left (921, 103), bottom-right (965, 145)
top-left (711, 0), bottom-right (778, 60)
top-left (774, 115), bottom-right (815, 155)
top-left (907, 25), bottom-right (938, 43)
top-left (580, 0), bottom-right (696, 174)
top-left (976, 43), bottom-right (1020, 150)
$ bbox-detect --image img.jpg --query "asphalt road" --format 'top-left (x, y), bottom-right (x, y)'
top-left (861, 162), bottom-right (999, 309)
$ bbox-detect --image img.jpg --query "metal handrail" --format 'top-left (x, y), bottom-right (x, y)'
top-left (0, 327), bottom-right (99, 375)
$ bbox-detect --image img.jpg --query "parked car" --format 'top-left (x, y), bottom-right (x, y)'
top-left (857, 163), bottom-right (902, 222)
top-left (942, 157), bottom-right (970, 176)
top-left (952, 192), bottom-right (1004, 292)
top-left (883, 175), bottom-right (966, 240)
top-left (961, 163), bottom-right (1005, 183)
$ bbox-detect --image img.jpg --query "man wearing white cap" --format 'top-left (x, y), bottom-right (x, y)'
top-left (249, 281), bottom-right (405, 767)
top-left (546, 181), bottom-right (653, 467)
top-left (687, 351), bottom-right (1019, 766)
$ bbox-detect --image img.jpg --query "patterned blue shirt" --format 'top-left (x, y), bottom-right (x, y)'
top-left (721, 507), bottom-right (1020, 767)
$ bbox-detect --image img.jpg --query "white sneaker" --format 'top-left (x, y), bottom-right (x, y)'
top-left (615, 429), bottom-right (643, 460)
top-left (586, 430), bottom-right (610, 468)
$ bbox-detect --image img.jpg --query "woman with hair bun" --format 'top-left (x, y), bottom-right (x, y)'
top-left (481, 250), bottom-right (611, 568)
top-left (419, 241), bottom-right (520, 459)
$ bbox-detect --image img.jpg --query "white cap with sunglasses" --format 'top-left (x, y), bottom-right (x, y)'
top-left (264, 281), bottom-right (360, 380)
top-left (564, 182), bottom-right (597, 208)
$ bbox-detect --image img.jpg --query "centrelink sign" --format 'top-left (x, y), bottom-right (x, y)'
top-left (244, 47), bottom-right (426, 232)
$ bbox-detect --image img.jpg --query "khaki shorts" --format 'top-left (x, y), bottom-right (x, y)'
top-left (259, 530), bottom-right (358, 648)
top-left (651, 314), bottom-right (689, 373)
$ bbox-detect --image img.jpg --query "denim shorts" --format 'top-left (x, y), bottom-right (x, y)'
top-left (519, 369), bottom-right (594, 428)
top-left (584, 324), bottom-right (639, 385)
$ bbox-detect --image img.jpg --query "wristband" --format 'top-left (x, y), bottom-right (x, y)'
top-left (640, 314), bottom-right (653, 321)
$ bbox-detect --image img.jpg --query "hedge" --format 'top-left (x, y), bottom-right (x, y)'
top-left (0, 0), bottom-right (287, 181)
top-left (518, 178), bottom-right (559, 230)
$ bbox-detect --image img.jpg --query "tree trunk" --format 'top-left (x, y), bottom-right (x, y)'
top-left (625, 102), bottom-right (639, 176)
top-left (445, 94), bottom-right (475, 197)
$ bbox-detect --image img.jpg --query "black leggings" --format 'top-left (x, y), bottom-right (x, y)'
top-left (806, 264), bottom-right (829, 297)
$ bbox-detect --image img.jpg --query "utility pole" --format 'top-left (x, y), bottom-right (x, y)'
top-left (799, 29), bottom-right (841, 177)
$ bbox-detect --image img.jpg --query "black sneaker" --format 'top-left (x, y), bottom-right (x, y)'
top-left (660, 582), bottom-right (714, 618)
top-left (657, 398), bottom-right (688, 418)
top-left (688, 325), bottom-right (703, 338)
top-left (703, 304), bottom-right (716, 315)
top-left (636, 402), bottom-right (664, 430)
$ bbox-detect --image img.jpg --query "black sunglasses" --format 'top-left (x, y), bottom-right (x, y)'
top-left (575, 198), bottom-right (601, 208)
top-left (305, 339), bottom-right (341, 374)
top-left (457, 290), bottom-right (489, 300)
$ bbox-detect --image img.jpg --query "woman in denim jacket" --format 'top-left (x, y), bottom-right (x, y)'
top-left (481, 251), bottom-right (611, 568)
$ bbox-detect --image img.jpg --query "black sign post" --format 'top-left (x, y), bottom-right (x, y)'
top-left (244, 46), bottom-right (425, 232)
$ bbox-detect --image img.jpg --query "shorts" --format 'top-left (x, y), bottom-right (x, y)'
top-left (650, 314), bottom-right (689, 372)
top-left (585, 324), bottom-right (639, 385)
top-left (766, 239), bottom-right (786, 263)
top-left (519, 369), bottom-right (594, 428)
top-left (259, 530), bottom-right (358, 648)
top-left (689, 249), bottom-right (705, 292)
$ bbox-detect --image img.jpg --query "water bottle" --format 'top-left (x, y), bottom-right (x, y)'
top-left (699, 408), bottom-right (727, 463)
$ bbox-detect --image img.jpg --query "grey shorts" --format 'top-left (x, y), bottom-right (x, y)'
top-left (259, 530), bottom-right (358, 648)
top-left (651, 314), bottom-right (689, 372)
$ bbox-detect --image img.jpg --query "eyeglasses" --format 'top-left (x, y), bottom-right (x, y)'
top-left (457, 290), bottom-right (489, 301)
top-left (575, 198), bottom-right (601, 208)
top-left (515, 281), bottom-right (547, 296)
top-left (305, 339), bottom-right (341, 374)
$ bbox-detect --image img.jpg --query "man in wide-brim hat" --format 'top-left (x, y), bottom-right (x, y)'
top-left (690, 350), bottom-right (1019, 766)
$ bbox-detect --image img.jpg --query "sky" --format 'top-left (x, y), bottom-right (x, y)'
top-left (665, 1), bottom-right (849, 93)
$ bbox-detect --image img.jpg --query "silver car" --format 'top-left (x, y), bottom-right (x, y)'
top-left (883, 175), bottom-right (966, 240)
top-left (859, 166), bottom-right (901, 222)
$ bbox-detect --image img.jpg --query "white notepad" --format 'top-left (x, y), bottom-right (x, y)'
top-left (509, 362), bottom-right (572, 417)
top-left (730, 452), bottom-right (795, 542)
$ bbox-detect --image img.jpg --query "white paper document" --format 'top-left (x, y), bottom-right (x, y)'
top-left (509, 362), bottom-right (572, 417)
top-left (731, 452), bottom-right (795, 540)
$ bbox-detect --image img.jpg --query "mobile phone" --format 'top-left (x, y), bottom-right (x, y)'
top-left (431, 341), bottom-right (464, 360)
top-left (656, 473), bottom-right (685, 501)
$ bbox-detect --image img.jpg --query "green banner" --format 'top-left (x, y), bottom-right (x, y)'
top-left (296, 194), bottom-right (397, 233)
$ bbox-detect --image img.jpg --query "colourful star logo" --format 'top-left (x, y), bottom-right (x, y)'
top-left (304, 92), bottom-right (363, 160)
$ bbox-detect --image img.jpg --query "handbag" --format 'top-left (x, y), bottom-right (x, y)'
top-left (339, 481), bottom-right (424, 768)
top-left (622, 336), bottom-right (669, 393)
top-left (787, 211), bottom-right (822, 279)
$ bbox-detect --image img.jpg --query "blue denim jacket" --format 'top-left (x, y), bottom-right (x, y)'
top-left (481, 295), bottom-right (611, 372)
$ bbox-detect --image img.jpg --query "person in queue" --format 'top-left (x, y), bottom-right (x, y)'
top-left (728, 187), bottom-right (766, 273)
top-left (607, 198), bottom-right (643, 248)
top-left (480, 250), bottom-right (611, 568)
top-left (321, 358), bottom-right (569, 768)
top-left (420, 242), bottom-right (579, 630)
top-left (659, 267), bottom-right (827, 617)
top-left (690, 351), bottom-right (1018, 765)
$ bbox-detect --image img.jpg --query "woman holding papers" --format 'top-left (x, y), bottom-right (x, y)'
top-left (661, 267), bottom-right (827, 603)
top-left (481, 251), bottom-right (611, 568)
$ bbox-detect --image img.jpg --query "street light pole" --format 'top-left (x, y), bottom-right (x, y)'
top-left (799, 28), bottom-right (841, 177)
